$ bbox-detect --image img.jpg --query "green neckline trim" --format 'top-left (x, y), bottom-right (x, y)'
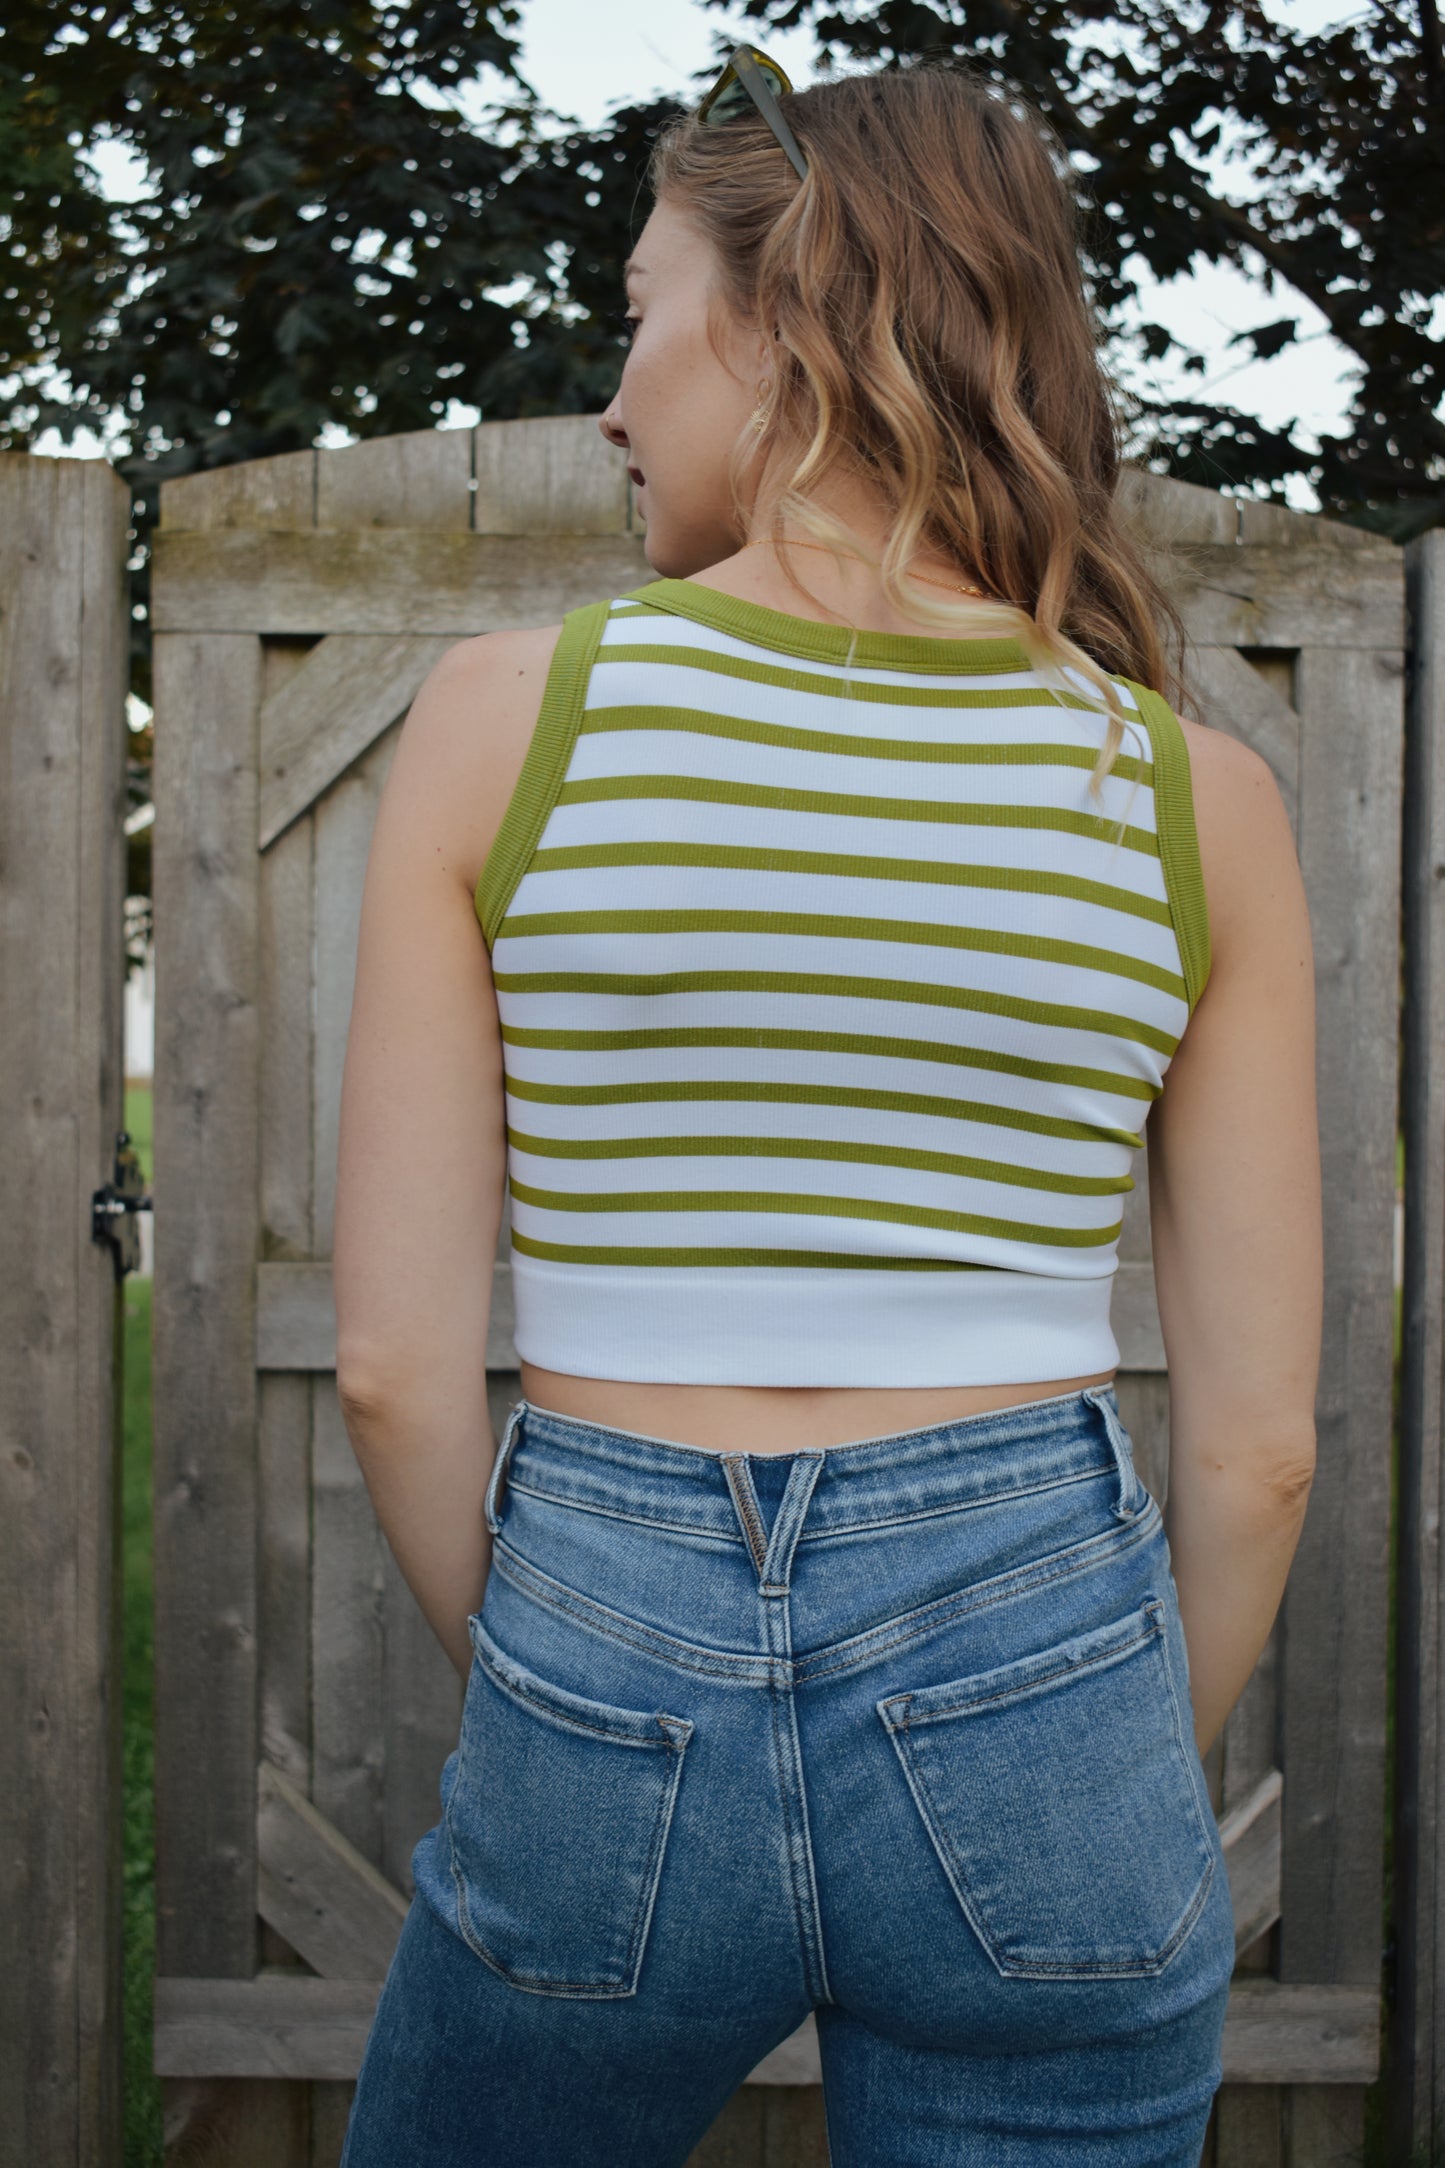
top-left (474, 599), bottom-right (611, 948)
top-left (620, 578), bottom-right (1033, 676)
top-left (1121, 678), bottom-right (1211, 1012)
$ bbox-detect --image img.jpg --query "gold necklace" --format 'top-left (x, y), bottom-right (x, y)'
top-left (739, 535), bottom-right (989, 600)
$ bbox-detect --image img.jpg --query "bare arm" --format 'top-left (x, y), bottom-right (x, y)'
top-left (1147, 723), bottom-right (1323, 1761)
top-left (331, 624), bottom-right (560, 1683)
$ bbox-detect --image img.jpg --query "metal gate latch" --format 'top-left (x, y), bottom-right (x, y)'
top-left (91, 1129), bottom-right (153, 1280)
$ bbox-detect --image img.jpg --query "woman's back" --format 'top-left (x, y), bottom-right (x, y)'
top-left (478, 575), bottom-right (1207, 1425)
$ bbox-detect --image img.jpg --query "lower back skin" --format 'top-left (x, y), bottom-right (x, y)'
top-left (517, 1361), bottom-right (1119, 1455)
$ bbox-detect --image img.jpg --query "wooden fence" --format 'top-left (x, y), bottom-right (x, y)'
top-left (0, 452), bottom-right (133, 2166)
top-left (2, 428), bottom-right (1436, 2165)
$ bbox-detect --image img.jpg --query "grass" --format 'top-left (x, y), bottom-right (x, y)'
top-left (123, 1081), bottom-right (152, 1188)
top-left (121, 1083), bottom-right (163, 2166)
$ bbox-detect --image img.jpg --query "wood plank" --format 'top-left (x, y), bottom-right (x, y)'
top-left (473, 415), bottom-right (631, 535)
top-left (1222, 1618), bottom-right (1282, 1826)
top-left (380, 1542), bottom-right (464, 1898)
top-left (1222, 1984), bottom-right (1379, 2087)
top-left (259, 634), bottom-right (455, 850)
top-left (154, 1976), bottom-right (383, 2082)
top-left (1218, 1769), bottom-right (1284, 1955)
top-left (1116, 473), bottom-right (1390, 555)
top-left (686, 2087), bottom-right (832, 2167)
top-left (159, 2077), bottom-right (310, 2166)
top-left (150, 528), bottom-right (651, 633)
top-left (259, 799), bottom-right (316, 1263)
top-left (1214, 2088), bottom-right (1284, 2168)
top-left (1235, 499), bottom-right (1384, 550)
top-left (486, 1370), bottom-right (524, 1464)
top-left (1281, 641), bottom-right (1403, 1990)
top-left (256, 1762), bottom-right (408, 1979)
top-left (1158, 542), bottom-right (1404, 651)
top-left (153, 603), bottom-right (303, 2143)
top-left (309, 2084), bottom-right (357, 2168)
top-left (150, 528), bottom-right (1401, 649)
top-left (259, 1258), bottom-right (540, 1374)
top-left (302, 652), bottom-right (414, 1884)
top-left (743, 2014), bottom-right (821, 2086)
top-left (1113, 1152), bottom-right (1172, 1510)
top-left (316, 427), bottom-right (472, 533)
top-left (257, 801), bottom-right (316, 1792)
top-left (72, 456), bottom-right (132, 2168)
top-left (151, 628), bottom-right (265, 1979)
top-left (1179, 644), bottom-right (1300, 828)
top-left (313, 728), bottom-right (397, 1256)
top-left (1283, 2085), bottom-right (1366, 2166)
top-left (0, 453), bottom-right (130, 2168)
top-left (1392, 525), bottom-right (1445, 2162)
top-left (1115, 469), bottom-right (1242, 547)
top-left (151, 1976), bottom-right (1381, 2085)
top-left (258, 1376), bottom-right (312, 1792)
top-left (1221, 1622), bottom-right (1283, 1961)
top-left (258, 1263), bottom-right (338, 1367)
top-left (161, 444), bottom-right (1360, 556)
top-left (160, 450), bottom-right (316, 531)
top-left (311, 1379), bottom-right (387, 1864)
top-left (1111, 1260), bottom-right (1166, 1371)
top-left (1113, 1371), bottom-right (1171, 1524)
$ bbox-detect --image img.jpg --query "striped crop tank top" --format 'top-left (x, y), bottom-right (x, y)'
top-left (474, 577), bottom-right (1209, 1388)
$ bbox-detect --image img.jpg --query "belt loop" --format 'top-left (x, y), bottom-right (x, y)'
top-left (721, 1454), bottom-right (770, 1577)
top-left (1083, 1384), bottom-right (1139, 1523)
top-left (484, 1398), bottom-right (528, 1536)
top-left (760, 1452), bottom-right (827, 1597)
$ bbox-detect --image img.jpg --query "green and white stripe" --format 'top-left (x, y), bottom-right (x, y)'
top-left (475, 579), bottom-right (1209, 1387)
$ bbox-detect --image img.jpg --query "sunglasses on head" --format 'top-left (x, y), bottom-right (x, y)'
top-left (696, 44), bottom-right (809, 181)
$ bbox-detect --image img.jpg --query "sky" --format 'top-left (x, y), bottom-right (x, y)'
top-left (55, 0), bottom-right (1375, 511)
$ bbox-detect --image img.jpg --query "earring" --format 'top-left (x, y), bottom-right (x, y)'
top-left (751, 377), bottom-right (772, 431)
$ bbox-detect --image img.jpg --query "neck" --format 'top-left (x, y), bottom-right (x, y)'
top-left (678, 529), bottom-right (997, 636)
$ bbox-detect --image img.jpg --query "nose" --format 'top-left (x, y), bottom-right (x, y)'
top-left (599, 401), bottom-right (628, 451)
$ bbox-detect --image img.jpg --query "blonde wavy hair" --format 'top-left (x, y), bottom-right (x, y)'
top-left (646, 60), bottom-right (1191, 799)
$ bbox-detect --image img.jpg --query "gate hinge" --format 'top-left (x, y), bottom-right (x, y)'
top-left (91, 1129), bottom-right (153, 1280)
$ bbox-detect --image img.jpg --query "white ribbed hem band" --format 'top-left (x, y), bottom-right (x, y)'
top-left (508, 1259), bottom-right (1120, 1388)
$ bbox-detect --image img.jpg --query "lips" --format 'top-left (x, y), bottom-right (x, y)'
top-left (627, 464), bottom-right (646, 489)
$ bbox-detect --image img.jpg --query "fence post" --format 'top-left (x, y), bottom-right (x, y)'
top-left (1395, 526), bottom-right (1445, 2163)
top-left (0, 453), bottom-right (133, 2165)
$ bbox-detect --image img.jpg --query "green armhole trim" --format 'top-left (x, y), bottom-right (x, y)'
top-left (1121, 678), bottom-right (1212, 1013)
top-left (474, 599), bottom-right (612, 949)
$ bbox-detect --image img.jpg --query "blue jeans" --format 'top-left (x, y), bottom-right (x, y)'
top-left (341, 1386), bottom-right (1235, 2167)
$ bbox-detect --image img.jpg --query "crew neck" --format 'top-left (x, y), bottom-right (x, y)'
top-left (621, 576), bottom-right (1034, 676)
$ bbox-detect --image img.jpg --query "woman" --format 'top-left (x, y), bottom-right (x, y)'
top-left (334, 51), bottom-right (1321, 2168)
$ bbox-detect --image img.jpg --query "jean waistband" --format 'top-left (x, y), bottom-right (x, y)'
top-left (484, 1385), bottom-right (1135, 1544)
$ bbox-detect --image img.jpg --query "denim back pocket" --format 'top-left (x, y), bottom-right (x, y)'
top-left (445, 1615), bottom-right (694, 1997)
top-left (877, 1598), bottom-right (1216, 1980)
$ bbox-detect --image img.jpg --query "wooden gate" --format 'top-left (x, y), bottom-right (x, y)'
top-left (148, 416), bottom-right (1400, 2165)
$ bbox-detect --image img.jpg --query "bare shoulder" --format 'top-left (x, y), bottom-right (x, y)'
top-left (382, 621), bottom-right (565, 900)
top-left (1174, 712), bottom-right (1302, 962)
